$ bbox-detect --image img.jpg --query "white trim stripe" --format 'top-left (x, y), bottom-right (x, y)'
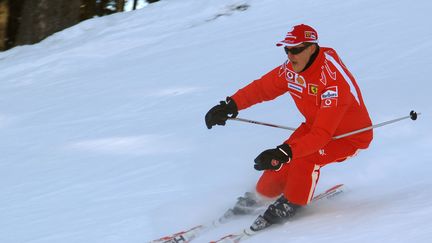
top-left (324, 53), bottom-right (360, 104)
top-left (307, 164), bottom-right (321, 203)
top-left (289, 91), bottom-right (302, 99)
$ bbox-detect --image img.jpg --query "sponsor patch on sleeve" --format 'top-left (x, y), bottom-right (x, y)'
top-left (320, 86), bottom-right (338, 108)
top-left (288, 83), bottom-right (303, 93)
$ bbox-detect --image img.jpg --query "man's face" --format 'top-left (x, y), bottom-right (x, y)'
top-left (284, 43), bottom-right (316, 73)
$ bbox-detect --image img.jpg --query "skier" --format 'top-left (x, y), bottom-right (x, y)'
top-left (205, 24), bottom-right (373, 231)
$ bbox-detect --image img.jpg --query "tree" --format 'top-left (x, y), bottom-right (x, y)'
top-left (5, 0), bottom-right (25, 49)
top-left (116, 0), bottom-right (125, 12)
top-left (132, 0), bottom-right (139, 10)
top-left (0, 0), bottom-right (8, 50)
top-left (81, 0), bottom-right (97, 21)
top-left (2, 0), bottom-right (128, 51)
top-left (15, 0), bottom-right (81, 46)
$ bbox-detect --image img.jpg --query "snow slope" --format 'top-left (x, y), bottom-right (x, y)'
top-left (1, 0), bottom-right (431, 242)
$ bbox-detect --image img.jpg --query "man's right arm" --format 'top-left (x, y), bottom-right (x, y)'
top-left (230, 66), bottom-right (288, 111)
top-left (205, 66), bottom-right (287, 129)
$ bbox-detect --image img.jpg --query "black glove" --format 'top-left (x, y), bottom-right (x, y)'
top-left (254, 143), bottom-right (292, 171)
top-left (205, 97), bottom-right (238, 129)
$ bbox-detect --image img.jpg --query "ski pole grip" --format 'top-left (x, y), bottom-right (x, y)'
top-left (410, 110), bottom-right (418, 120)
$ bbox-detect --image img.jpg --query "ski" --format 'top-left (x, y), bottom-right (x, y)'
top-left (148, 225), bottom-right (206, 243)
top-left (148, 207), bottom-right (246, 243)
top-left (209, 184), bottom-right (345, 243)
top-left (148, 184), bottom-right (343, 243)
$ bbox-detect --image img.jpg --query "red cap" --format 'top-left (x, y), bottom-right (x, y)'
top-left (276, 24), bottom-right (319, 47)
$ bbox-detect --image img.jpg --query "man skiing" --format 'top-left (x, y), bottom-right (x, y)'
top-left (205, 24), bottom-right (373, 231)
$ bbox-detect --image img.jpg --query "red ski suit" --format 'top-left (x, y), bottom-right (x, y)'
top-left (231, 47), bottom-right (373, 205)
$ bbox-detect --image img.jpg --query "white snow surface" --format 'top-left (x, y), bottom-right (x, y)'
top-left (1, 0), bottom-right (431, 242)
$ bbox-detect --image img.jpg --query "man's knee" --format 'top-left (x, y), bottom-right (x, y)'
top-left (256, 170), bottom-right (285, 198)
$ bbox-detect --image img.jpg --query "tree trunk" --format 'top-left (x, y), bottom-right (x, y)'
top-left (0, 0), bottom-right (8, 50)
top-left (97, 0), bottom-right (109, 16)
top-left (116, 0), bottom-right (125, 12)
top-left (80, 0), bottom-right (97, 21)
top-left (132, 0), bottom-right (138, 10)
top-left (15, 0), bottom-right (81, 45)
top-left (5, 0), bottom-right (24, 49)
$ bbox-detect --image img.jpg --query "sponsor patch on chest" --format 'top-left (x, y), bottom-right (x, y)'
top-left (288, 83), bottom-right (303, 93)
top-left (284, 68), bottom-right (307, 87)
top-left (285, 69), bottom-right (296, 82)
top-left (295, 75), bottom-right (306, 87)
top-left (321, 86), bottom-right (338, 99)
top-left (320, 86), bottom-right (338, 108)
top-left (321, 98), bottom-right (338, 108)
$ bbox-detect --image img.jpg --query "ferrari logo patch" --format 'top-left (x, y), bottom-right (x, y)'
top-left (308, 84), bottom-right (318, 96)
top-left (305, 31), bottom-right (317, 40)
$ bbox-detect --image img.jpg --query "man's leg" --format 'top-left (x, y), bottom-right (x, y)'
top-left (255, 123), bottom-right (311, 198)
top-left (257, 138), bottom-right (359, 227)
top-left (255, 165), bottom-right (287, 198)
top-left (283, 138), bottom-right (359, 206)
top-left (283, 159), bottom-right (320, 205)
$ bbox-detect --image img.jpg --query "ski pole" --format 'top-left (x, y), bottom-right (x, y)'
top-left (332, 110), bottom-right (419, 139)
top-left (228, 110), bottom-right (420, 140)
top-left (228, 117), bottom-right (297, 131)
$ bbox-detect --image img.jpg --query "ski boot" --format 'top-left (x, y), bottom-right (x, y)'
top-left (250, 195), bottom-right (301, 231)
top-left (220, 191), bottom-right (268, 223)
top-left (232, 192), bottom-right (265, 215)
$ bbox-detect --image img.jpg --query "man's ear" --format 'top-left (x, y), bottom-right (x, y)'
top-left (309, 44), bottom-right (317, 54)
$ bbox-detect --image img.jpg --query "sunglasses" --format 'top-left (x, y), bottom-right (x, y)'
top-left (284, 43), bottom-right (313, 55)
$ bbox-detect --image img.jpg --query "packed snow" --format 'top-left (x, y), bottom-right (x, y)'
top-left (1, 0), bottom-right (431, 242)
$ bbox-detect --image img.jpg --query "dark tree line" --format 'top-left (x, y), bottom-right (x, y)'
top-left (0, 0), bottom-right (159, 51)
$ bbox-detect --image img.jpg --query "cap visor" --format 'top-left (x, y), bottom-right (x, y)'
top-left (276, 41), bottom-right (303, 47)
top-left (276, 40), bottom-right (318, 47)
